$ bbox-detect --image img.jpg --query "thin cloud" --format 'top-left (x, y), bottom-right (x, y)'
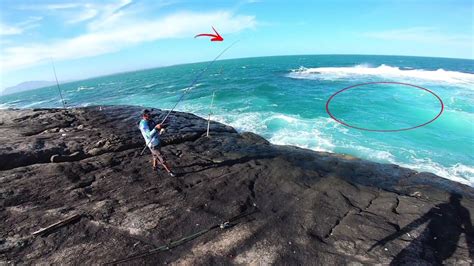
top-left (18, 16), bottom-right (44, 27)
top-left (16, 2), bottom-right (81, 11)
top-left (1, 10), bottom-right (256, 71)
top-left (0, 17), bottom-right (43, 35)
top-left (45, 3), bottom-right (82, 10)
top-left (16, 1), bottom-right (134, 25)
top-left (86, 0), bottom-right (136, 30)
top-left (66, 7), bottom-right (99, 24)
top-left (0, 23), bottom-right (23, 35)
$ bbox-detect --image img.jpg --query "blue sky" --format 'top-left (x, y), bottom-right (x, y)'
top-left (0, 0), bottom-right (472, 89)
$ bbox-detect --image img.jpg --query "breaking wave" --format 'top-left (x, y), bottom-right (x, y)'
top-left (287, 64), bottom-right (474, 86)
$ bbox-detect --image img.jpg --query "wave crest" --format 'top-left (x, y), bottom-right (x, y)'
top-left (287, 64), bottom-right (474, 86)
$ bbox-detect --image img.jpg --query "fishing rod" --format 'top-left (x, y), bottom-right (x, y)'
top-left (140, 40), bottom-right (239, 155)
top-left (104, 206), bottom-right (258, 265)
top-left (51, 58), bottom-right (67, 109)
top-left (206, 91), bottom-right (216, 137)
top-left (206, 66), bottom-right (226, 137)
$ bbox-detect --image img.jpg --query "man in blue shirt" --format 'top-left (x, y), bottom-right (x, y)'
top-left (139, 109), bottom-right (175, 177)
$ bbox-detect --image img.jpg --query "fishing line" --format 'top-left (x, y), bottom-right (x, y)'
top-left (140, 40), bottom-right (239, 155)
top-left (159, 40), bottom-right (239, 124)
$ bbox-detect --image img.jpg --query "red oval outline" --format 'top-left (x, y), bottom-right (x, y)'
top-left (325, 81), bottom-right (444, 132)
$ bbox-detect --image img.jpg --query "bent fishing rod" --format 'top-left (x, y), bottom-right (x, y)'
top-left (140, 40), bottom-right (239, 155)
top-left (51, 57), bottom-right (67, 109)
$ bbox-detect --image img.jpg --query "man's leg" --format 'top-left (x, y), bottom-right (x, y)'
top-left (148, 146), bottom-right (157, 170)
top-left (151, 147), bottom-right (174, 175)
top-left (152, 156), bottom-right (158, 170)
top-left (157, 154), bottom-right (172, 173)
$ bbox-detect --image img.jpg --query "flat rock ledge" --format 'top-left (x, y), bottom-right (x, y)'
top-left (0, 106), bottom-right (473, 265)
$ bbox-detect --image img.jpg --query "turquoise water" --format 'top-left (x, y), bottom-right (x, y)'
top-left (1, 55), bottom-right (473, 186)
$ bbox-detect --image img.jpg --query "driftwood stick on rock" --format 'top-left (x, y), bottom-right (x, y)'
top-left (32, 214), bottom-right (83, 237)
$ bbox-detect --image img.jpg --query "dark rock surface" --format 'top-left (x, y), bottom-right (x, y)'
top-left (0, 106), bottom-right (473, 265)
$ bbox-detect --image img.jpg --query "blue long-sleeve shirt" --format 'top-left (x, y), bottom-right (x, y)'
top-left (139, 119), bottom-right (160, 148)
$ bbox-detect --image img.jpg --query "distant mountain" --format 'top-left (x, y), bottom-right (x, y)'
top-left (2, 81), bottom-right (57, 96)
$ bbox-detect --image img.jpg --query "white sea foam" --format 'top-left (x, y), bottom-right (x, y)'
top-left (144, 83), bottom-right (158, 89)
top-left (179, 83), bottom-right (203, 92)
top-left (213, 111), bottom-right (268, 133)
top-left (213, 112), bottom-right (341, 152)
top-left (269, 127), bottom-right (335, 152)
top-left (287, 64), bottom-right (474, 86)
top-left (334, 141), bottom-right (473, 186)
top-left (77, 86), bottom-right (95, 92)
top-left (344, 143), bottom-right (397, 163)
top-left (399, 159), bottom-right (474, 187)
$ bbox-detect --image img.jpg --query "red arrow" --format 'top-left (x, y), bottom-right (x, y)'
top-left (194, 26), bottom-right (224, 42)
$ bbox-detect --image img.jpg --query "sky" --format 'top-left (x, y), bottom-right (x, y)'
top-left (0, 0), bottom-right (473, 90)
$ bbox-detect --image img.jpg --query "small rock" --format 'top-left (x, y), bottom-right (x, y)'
top-left (96, 140), bottom-right (105, 147)
top-left (44, 127), bottom-right (59, 133)
top-left (69, 151), bottom-right (81, 158)
top-left (88, 148), bottom-right (102, 156)
top-left (50, 154), bottom-right (60, 163)
top-left (50, 152), bottom-right (83, 163)
top-left (77, 125), bottom-right (84, 130)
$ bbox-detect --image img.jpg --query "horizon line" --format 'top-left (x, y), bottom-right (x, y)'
top-left (2, 52), bottom-right (474, 92)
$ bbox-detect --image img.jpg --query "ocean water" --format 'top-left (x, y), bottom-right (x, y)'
top-left (1, 55), bottom-right (473, 186)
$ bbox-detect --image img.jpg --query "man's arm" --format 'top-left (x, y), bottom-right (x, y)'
top-left (140, 121), bottom-right (157, 138)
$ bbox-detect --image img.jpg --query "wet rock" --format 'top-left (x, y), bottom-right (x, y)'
top-left (240, 132), bottom-right (269, 145)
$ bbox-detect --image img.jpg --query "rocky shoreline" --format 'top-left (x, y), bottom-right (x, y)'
top-left (1, 106), bottom-right (473, 264)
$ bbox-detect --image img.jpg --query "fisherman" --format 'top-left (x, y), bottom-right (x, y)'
top-left (139, 109), bottom-right (175, 177)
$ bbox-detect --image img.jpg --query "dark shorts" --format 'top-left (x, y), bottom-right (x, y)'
top-left (150, 145), bottom-right (165, 163)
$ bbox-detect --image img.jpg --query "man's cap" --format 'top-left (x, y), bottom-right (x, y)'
top-left (142, 109), bottom-right (151, 116)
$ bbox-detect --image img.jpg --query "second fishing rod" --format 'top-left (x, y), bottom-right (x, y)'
top-left (140, 40), bottom-right (239, 155)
